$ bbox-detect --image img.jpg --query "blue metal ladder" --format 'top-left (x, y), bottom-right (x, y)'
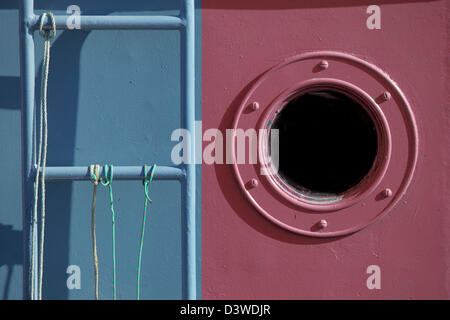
top-left (19, 0), bottom-right (196, 300)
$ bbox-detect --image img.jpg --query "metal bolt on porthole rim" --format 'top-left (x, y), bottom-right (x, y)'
top-left (318, 60), bottom-right (329, 70)
top-left (247, 178), bottom-right (259, 189)
top-left (250, 101), bottom-right (260, 111)
top-left (317, 219), bottom-right (328, 229)
top-left (382, 188), bottom-right (393, 198)
top-left (381, 91), bottom-right (391, 102)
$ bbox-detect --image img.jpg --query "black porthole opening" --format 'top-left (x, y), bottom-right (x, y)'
top-left (269, 89), bottom-right (378, 196)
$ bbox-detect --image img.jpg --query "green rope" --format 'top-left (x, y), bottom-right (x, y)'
top-left (101, 165), bottom-right (117, 300)
top-left (137, 164), bottom-right (156, 300)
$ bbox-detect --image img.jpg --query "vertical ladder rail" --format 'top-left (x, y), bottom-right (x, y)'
top-left (181, 0), bottom-right (196, 300)
top-left (19, 0), bottom-right (197, 300)
top-left (19, 0), bottom-right (36, 301)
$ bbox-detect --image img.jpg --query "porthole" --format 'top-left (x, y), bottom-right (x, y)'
top-left (270, 89), bottom-right (378, 199)
top-left (258, 79), bottom-right (391, 211)
top-left (231, 51), bottom-right (418, 237)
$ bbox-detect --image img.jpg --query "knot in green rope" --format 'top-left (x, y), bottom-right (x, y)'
top-left (143, 164), bottom-right (156, 203)
top-left (101, 164), bottom-right (114, 186)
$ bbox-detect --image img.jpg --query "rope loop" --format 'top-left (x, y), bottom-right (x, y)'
top-left (143, 164), bottom-right (156, 203)
top-left (101, 164), bottom-right (114, 186)
top-left (39, 12), bottom-right (56, 40)
top-left (90, 164), bottom-right (100, 186)
top-left (34, 11), bottom-right (56, 299)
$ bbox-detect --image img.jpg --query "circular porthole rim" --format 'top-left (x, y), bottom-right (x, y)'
top-left (231, 50), bottom-right (419, 237)
top-left (257, 78), bottom-right (392, 212)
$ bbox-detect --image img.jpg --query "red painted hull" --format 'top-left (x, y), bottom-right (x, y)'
top-left (202, 0), bottom-right (449, 299)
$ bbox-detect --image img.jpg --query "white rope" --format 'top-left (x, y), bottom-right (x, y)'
top-left (90, 164), bottom-right (101, 300)
top-left (32, 12), bottom-right (56, 300)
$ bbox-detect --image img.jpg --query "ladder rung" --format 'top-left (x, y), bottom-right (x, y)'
top-left (36, 165), bottom-right (185, 181)
top-left (30, 14), bottom-right (185, 31)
